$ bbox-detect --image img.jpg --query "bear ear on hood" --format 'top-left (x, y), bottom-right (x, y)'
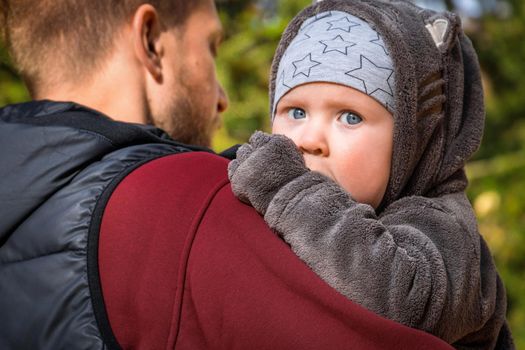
top-left (423, 11), bottom-right (461, 54)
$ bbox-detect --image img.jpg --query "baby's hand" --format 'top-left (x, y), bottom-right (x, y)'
top-left (228, 131), bottom-right (308, 215)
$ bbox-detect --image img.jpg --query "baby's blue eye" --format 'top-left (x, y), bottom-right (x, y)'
top-left (288, 108), bottom-right (306, 120)
top-left (340, 112), bottom-right (363, 125)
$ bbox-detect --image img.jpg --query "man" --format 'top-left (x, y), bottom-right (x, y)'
top-left (0, 1), bottom-right (453, 349)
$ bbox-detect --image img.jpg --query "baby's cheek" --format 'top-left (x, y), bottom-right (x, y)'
top-left (271, 119), bottom-right (289, 136)
top-left (330, 165), bottom-right (358, 196)
top-left (335, 154), bottom-right (381, 205)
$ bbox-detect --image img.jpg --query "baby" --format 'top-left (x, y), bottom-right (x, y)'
top-left (228, 0), bottom-right (513, 348)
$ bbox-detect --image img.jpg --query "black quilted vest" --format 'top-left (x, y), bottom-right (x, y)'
top-left (0, 101), bottom-right (207, 349)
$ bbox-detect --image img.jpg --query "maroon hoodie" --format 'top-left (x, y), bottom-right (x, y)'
top-left (99, 151), bottom-right (452, 349)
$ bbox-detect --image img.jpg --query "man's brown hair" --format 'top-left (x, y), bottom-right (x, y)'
top-left (0, 0), bottom-right (201, 93)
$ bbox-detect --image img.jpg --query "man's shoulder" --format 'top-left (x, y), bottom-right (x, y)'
top-left (98, 150), bottom-right (254, 349)
top-left (119, 150), bottom-right (230, 188)
top-left (101, 150), bottom-right (234, 237)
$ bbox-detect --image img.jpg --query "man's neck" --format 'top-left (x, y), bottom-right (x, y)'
top-left (34, 55), bottom-right (149, 125)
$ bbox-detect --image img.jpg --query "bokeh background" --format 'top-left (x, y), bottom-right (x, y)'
top-left (1, 0), bottom-right (524, 346)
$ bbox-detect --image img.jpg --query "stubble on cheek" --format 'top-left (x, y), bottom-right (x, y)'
top-left (166, 98), bottom-right (215, 147)
top-left (151, 49), bottom-right (223, 147)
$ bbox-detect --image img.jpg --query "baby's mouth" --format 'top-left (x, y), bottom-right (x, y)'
top-left (304, 160), bottom-right (337, 184)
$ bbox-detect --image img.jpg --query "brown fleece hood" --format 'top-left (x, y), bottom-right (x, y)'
top-left (269, 0), bottom-right (484, 209)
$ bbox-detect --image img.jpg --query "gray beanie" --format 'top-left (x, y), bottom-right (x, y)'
top-left (273, 10), bottom-right (395, 117)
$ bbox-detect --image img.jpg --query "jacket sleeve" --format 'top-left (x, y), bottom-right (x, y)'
top-left (228, 133), bottom-right (508, 347)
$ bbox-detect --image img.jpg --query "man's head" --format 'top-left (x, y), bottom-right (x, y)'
top-left (1, 0), bottom-right (228, 146)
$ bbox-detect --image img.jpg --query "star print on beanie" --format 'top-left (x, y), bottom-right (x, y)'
top-left (273, 10), bottom-right (395, 117)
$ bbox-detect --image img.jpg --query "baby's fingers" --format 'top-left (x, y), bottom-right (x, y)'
top-left (235, 143), bottom-right (254, 163)
top-left (227, 159), bottom-right (240, 181)
top-left (249, 131), bottom-right (273, 149)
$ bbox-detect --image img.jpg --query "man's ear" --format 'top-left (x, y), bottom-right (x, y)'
top-left (132, 4), bottom-right (163, 81)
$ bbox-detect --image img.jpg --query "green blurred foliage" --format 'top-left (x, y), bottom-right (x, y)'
top-left (0, 46), bottom-right (29, 104)
top-left (1, 0), bottom-right (524, 345)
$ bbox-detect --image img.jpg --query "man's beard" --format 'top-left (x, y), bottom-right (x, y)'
top-left (152, 79), bottom-right (219, 148)
top-left (167, 94), bottom-right (219, 148)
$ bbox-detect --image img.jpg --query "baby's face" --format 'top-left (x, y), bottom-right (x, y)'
top-left (273, 82), bottom-right (394, 208)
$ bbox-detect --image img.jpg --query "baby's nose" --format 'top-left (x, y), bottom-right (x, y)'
top-left (297, 127), bottom-right (329, 157)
